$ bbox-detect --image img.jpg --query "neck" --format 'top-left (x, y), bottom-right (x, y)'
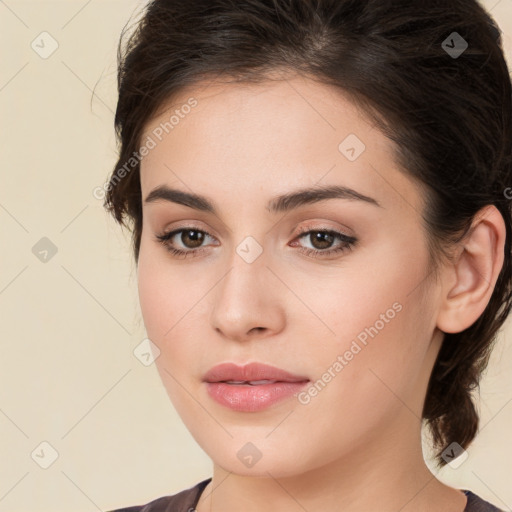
top-left (196, 414), bottom-right (467, 512)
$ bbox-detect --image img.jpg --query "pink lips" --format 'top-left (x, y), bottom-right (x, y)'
top-left (203, 362), bottom-right (309, 412)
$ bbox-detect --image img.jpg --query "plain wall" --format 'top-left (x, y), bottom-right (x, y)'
top-left (1, 1), bottom-right (511, 510)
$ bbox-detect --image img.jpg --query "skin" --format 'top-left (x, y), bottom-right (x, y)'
top-left (136, 73), bottom-right (505, 512)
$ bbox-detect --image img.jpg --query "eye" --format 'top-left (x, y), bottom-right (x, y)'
top-left (155, 225), bottom-right (357, 259)
top-left (155, 227), bottom-right (217, 259)
top-left (290, 227), bottom-right (357, 259)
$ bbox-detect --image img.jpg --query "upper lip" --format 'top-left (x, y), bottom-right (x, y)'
top-left (203, 362), bottom-right (309, 383)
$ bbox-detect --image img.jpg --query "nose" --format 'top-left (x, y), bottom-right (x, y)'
top-left (209, 249), bottom-right (286, 343)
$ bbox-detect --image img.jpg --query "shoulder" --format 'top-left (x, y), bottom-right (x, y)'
top-left (463, 490), bottom-right (504, 512)
top-left (106, 478), bottom-right (212, 512)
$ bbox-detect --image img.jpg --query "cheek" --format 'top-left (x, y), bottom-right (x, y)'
top-left (137, 236), bottom-right (186, 352)
top-left (137, 257), bottom-right (168, 341)
top-left (290, 304), bottom-right (432, 471)
top-left (137, 238), bottom-right (198, 342)
top-left (136, 240), bottom-right (210, 381)
top-left (293, 247), bottom-right (435, 411)
top-left (137, 251), bottom-right (198, 408)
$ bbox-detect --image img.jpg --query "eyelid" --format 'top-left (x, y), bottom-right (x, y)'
top-left (293, 221), bottom-right (354, 239)
top-left (161, 221), bottom-right (215, 237)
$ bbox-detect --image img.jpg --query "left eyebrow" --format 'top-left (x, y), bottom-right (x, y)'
top-left (144, 184), bottom-right (383, 214)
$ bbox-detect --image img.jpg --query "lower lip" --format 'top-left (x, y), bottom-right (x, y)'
top-left (205, 381), bottom-right (309, 412)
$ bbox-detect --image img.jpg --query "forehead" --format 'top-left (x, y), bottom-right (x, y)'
top-left (141, 75), bottom-right (377, 148)
top-left (139, 76), bottom-right (424, 218)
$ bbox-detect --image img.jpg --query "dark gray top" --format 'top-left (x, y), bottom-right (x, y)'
top-left (107, 477), bottom-right (504, 511)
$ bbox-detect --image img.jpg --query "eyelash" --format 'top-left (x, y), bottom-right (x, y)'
top-left (155, 225), bottom-right (357, 260)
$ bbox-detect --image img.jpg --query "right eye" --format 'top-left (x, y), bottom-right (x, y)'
top-left (155, 227), bottom-right (217, 258)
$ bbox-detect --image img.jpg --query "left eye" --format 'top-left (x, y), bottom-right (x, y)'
top-left (290, 228), bottom-right (357, 258)
top-left (155, 227), bottom-right (357, 259)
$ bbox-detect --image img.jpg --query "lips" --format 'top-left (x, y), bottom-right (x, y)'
top-left (203, 362), bottom-right (310, 412)
top-left (203, 362), bottom-right (309, 384)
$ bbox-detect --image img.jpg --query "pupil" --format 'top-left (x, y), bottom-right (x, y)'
top-left (312, 232), bottom-right (333, 249)
top-left (183, 230), bottom-right (204, 248)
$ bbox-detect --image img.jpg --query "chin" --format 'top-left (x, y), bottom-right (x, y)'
top-left (199, 436), bottom-right (317, 478)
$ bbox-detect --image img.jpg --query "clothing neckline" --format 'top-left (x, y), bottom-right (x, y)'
top-left (191, 479), bottom-right (478, 511)
top-left (190, 478), bottom-right (212, 509)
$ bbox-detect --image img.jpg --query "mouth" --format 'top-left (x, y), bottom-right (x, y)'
top-left (203, 362), bottom-right (309, 412)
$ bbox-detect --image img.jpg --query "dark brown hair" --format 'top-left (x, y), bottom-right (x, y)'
top-left (103, 0), bottom-right (512, 467)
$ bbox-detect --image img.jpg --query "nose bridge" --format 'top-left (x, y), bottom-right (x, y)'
top-left (210, 236), bottom-right (282, 340)
top-left (216, 238), bottom-right (268, 314)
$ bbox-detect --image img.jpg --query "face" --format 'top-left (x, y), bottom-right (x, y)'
top-left (137, 75), bottom-right (444, 477)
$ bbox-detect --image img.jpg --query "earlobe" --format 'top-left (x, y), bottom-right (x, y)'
top-left (436, 205), bottom-right (506, 334)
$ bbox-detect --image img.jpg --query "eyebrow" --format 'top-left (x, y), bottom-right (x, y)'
top-left (144, 184), bottom-right (382, 214)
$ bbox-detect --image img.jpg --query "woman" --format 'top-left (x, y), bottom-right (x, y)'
top-left (103, 0), bottom-right (512, 510)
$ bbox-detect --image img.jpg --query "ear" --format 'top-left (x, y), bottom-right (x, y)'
top-left (436, 205), bottom-right (506, 334)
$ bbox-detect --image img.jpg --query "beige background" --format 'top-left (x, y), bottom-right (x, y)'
top-left (1, 1), bottom-right (511, 510)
